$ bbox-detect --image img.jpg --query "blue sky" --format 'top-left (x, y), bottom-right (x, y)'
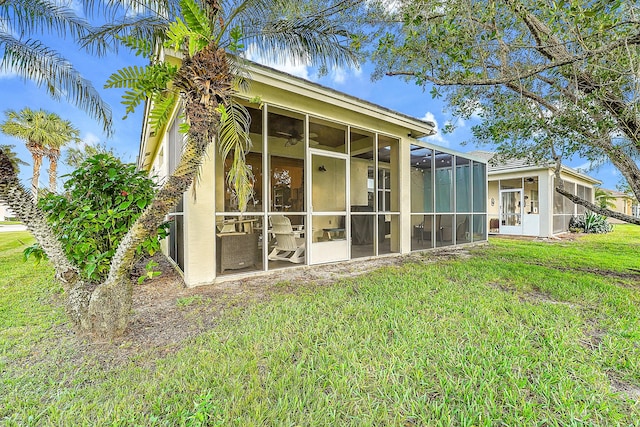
top-left (0, 21), bottom-right (623, 191)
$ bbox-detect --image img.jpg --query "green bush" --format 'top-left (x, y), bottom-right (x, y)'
top-left (25, 154), bottom-right (168, 282)
top-left (569, 211), bottom-right (613, 234)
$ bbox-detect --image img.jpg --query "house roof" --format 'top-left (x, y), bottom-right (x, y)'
top-left (247, 61), bottom-right (437, 138)
top-left (600, 188), bottom-right (632, 199)
top-left (139, 53), bottom-right (439, 169)
top-left (469, 150), bottom-right (601, 184)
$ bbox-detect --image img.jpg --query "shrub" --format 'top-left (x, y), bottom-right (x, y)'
top-left (25, 154), bottom-right (168, 282)
top-left (569, 211), bottom-right (613, 234)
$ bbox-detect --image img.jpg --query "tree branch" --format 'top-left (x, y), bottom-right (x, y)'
top-left (385, 29), bottom-right (640, 86)
top-left (551, 155), bottom-right (640, 225)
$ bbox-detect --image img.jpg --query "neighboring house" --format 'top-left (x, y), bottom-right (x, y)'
top-left (0, 202), bottom-right (15, 221)
top-left (599, 189), bottom-right (639, 223)
top-left (140, 58), bottom-right (488, 287)
top-left (470, 151), bottom-right (600, 237)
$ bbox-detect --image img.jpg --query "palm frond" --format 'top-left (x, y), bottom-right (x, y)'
top-left (80, 15), bottom-right (170, 57)
top-left (1, 0), bottom-right (91, 41)
top-left (246, 16), bottom-right (358, 71)
top-left (105, 62), bottom-right (177, 118)
top-left (228, 55), bottom-right (252, 93)
top-left (217, 101), bottom-right (252, 159)
top-left (116, 35), bottom-right (155, 58)
top-left (180, 0), bottom-right (212, 38)
top-left (121, 87), bottom-right (150, 118)
top-left (0, 36), bottom-right (113, 135)
top-left (104, 65), bottom-right (149, 89)
top-left (149, 91), bottom-right (178, 133)
top-left (164, 16), bottom-right (208, 57)
top-left (80, 0), bottom-right (180, 22)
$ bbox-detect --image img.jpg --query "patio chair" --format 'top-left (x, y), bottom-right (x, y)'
top-left (268, 215), bottom-right (305, 264)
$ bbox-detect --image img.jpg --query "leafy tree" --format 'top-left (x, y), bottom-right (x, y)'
top-left (26, 154), bottom-right (168, 282)
top-left (0, 0), bottom-right (113, 132)
top-left (1, 108), bottom-right (80, 196)
top-left (371, 0), bottom-right (640, 225)
top-left (594, 187), bottom-right (616, 210)
top-left (0, 144), bottom-right (28, 174)
top-left (0, 0), bottom-right (358, 338)
top-left (64, 142), bottom-right (118, 169)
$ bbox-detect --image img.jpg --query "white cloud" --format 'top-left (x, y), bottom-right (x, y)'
top-left (575, 161), bottom-right (592, 172)
top-left (243, 43), bottom-right (311, 80)
top-left (54, 0), bottom-right (84, 16)
top-left (330, 65), bottom-right (362, 85)
top-left (421, 112), bottom-right (449, 147)
top-left (0, 67), bottom-right (18, 80)
top-left (331, 67), bottom-right (346, 84)
top-left (377, 0), bottom-right (402, 14)
top-left (82, 132), bottom-right (101, 146)
top-left (244, 43), bottom-right (362, 84)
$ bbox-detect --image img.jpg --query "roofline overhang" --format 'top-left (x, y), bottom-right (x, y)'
top-left (488, 163), bottom-right (601, 185)
top-left (138, 50), bottom-right (442, 170)
top-left (246, 62), bottom-right (436, 138)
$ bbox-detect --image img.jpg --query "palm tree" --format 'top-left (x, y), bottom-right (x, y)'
top-left (1, 0), bottom-right (360, 338)
top-left (0, 0), bottom-right (113, 133)
top-left (1, 108), bottom-right (79, 196)
top-left (46, 118), bottom-right (80, 193)
top-left (0, 144), bottom-right (28, 174)
top-left (595, 188), bottom-right (617, 210)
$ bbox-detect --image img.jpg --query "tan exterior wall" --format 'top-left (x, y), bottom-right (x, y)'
top-left (487, 168), bottom-right (596, 237)
top-left (609, 197), bottom-right (634, 224)
top-left (141, 60), bottom-right (490, 287)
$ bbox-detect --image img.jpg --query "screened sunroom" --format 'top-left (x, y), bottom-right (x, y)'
top-left (140, 61), bottom-right (487, 287)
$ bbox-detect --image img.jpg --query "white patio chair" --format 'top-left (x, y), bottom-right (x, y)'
top-left (268, 215), bottom-right (305, 264)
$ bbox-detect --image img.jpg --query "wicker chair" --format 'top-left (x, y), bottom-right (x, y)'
top-left (268, 215), bottom-right (305, 264)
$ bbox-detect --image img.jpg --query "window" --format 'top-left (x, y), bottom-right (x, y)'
top-left (167, 117), bottom-right (185, 270)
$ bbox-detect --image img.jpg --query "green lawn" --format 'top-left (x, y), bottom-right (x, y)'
top-left (1, 226), bottom-right (640, 426)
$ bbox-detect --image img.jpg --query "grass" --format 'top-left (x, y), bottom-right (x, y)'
top-left (0, 220), bottom-right (22, 225)
top-left (1, 226), bottom-right (640, 425)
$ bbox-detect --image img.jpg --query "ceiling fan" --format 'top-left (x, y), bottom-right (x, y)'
top-left (278, 129), bottom-right (320, 147)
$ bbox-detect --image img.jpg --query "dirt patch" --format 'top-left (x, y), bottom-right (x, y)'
top-left (579, 318), bottom-right (606, 352)
top-left (487, 282), bottom-right (577, 308)
top-left (64, 247), bottom-right (475, 367)
top-left (517, 289), bottom-right (576, 307)
top-left (608, 373), bottom-right (640, 401)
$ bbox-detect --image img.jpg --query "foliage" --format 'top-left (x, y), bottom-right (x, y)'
top-left (24, 154), bottom-right (168, 282)
top-left (595, 187), bottom-right (617, 210)
top-left (370, 0), bottom-right (640, 221)
top-left (0, 0), bottom-right (114, 132)
top-left (2, 0), bottom-right (361, 338)
top-left (107, 0), bottom-right (359, 212)
top-left (64, 142), bottom-right (119, 169)
top-left (0, 144), bottom-right (28, 174)
top-left (1, 107), bottom-right (80, 194)
top-left (570, 211), bottom-right (613, 234)
top-left (2, 226), bottom-right (640, 424)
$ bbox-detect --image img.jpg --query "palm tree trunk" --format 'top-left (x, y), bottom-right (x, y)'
top-left (48, 149), bottom-right (60, 193)
top-left (32, 154), bottom-right (42, 197)
top-left (81, 45), bottom-right (232, 338)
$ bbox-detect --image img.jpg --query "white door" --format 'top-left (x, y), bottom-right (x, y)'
top-left (309, 152), bottom-right (349, 264)
top-left (500, 190), bottom-right (522, 234)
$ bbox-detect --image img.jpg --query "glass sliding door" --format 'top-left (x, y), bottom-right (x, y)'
top-left (350, 128), bottom-right (376, 258)
top-left (310, 118), bottom-right (349, 264)
top-left (410, 145), bottom-right (434, 250)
